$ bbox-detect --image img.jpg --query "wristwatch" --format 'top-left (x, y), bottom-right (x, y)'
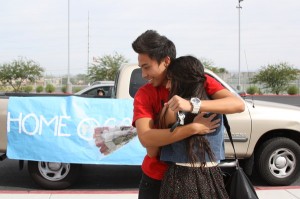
top-left (190, 97), bottom-right (201, 114)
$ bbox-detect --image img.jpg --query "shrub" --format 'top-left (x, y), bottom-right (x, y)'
top-left (23, 85), bottom-right (33, 93)
top-left (36, 85), bottom-right (44, 93)
top-left (61, 86), bottom-right (67, 93)
top-left (287, 85), bottom-right (299, 95)
top-left (246, 86), bottom-right (259, 95)
top-left (45, 84), bottom-right (55, 93)
top-left (73, 87), bottom-right (81, 93)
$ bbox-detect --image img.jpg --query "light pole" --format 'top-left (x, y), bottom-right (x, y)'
top-left (237, 0), bottom-right (243, 91)
top-left (67, 0), bottom-right (72, 93)
top-left (85, 11), bottom-right (90, 85)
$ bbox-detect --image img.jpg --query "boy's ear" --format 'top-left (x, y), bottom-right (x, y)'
top-left (164, 56), bottom-right (171, 68)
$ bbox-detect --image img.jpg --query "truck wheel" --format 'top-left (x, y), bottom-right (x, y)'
top-left (255, 137), bottom-right (300, 186)
top-left (28, 161), bottom-right (82, 189)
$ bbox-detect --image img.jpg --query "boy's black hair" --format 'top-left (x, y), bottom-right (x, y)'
top-left (132, 30), bottom-right (176, 64)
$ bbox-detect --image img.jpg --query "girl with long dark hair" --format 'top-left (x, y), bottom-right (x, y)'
top-left (159, 55), bottom-right (229, 199)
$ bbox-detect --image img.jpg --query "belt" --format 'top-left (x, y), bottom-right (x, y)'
top-left (175, 162), bottom-right (218, 167)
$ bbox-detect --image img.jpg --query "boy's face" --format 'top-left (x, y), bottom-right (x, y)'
top-left (138, 53), bottom-right (168, 87)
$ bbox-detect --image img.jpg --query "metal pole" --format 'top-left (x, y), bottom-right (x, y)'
top-left (87, 11), bottom-right (90, 75)
top-left (298, 78), bottom-right (300, 94)
top-left (67, 0), bottom-right (72, 93)
top-left (237, 0), bottom-right (243, 91)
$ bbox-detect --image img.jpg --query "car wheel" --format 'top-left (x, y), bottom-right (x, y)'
top-left (27, 161), bottom-right (82, 189)
top-left (255, 137), bottom-right (300, 186)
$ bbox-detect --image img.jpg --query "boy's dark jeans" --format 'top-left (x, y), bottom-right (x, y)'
top-left (138, 172), bottom-right (161, 199)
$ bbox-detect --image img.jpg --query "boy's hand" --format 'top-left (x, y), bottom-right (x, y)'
top-left (193, 112), bottom-right (220, 134)
top-left (165, 95), bottom-right (192, 113)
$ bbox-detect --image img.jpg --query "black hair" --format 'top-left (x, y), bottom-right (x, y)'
top-left (132, 30), bottom-right (176, 64)
top-left (167, 55), bottom-right (206, 99)
top-left (97, 89), bottom-right (105, 95)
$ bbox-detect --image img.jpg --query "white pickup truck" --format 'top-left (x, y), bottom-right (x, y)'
top-left (0, 64), bottom-right (300, 189)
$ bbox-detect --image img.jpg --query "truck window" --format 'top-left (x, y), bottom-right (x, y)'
top-left (82, 85), bottom-right (113, 97)
top-left (129, 68), bottom-right (147, 98)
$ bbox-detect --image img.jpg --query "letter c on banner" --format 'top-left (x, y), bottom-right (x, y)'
top-left (77, 118), bottom-right (100, 141)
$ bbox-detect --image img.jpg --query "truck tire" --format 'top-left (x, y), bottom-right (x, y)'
top-left (28, 161), bottom-right (82, 189)
top-left (255, 137), bottom-right (300, 185)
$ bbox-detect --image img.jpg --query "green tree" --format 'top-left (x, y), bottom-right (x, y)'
top-left (250, 62), bottom-right (299, 95)
top-left (200, 57), bottom-right (228, 74)
top-left (0, 57), bottom-right (44, 92)
top-left (88, 52), bottom-right (128, 82)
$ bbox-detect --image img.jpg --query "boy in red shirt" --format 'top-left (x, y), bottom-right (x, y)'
top-left (132, 30), bottom-right (245, 199)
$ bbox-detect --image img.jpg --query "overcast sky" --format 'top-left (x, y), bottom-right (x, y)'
top-left (0, 0), bottom-right (299, 76)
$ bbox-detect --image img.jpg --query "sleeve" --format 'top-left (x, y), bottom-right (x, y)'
top-left (132, 86), bottom-right (154, 127)
top-left (204, 74), bottom-right (225, 96)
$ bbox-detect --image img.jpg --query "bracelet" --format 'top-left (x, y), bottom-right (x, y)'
top-left (170, 111), bottom-right (185, 132)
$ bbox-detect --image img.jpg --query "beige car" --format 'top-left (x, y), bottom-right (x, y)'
top-left (0, 64), bottom-right (300, 189)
